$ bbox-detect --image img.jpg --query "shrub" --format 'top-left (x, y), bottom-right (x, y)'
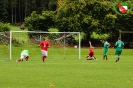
top-left (0, 22), bottom-right (11, 32)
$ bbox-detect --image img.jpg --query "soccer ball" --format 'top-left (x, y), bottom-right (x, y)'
top-left (74, 45), bottom-right (77, 48)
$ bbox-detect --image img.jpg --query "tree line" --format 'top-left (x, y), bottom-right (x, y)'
top-left (0, 0), bottom-right (133, 44)
top-left (0, 0), bottom-right (57, 23)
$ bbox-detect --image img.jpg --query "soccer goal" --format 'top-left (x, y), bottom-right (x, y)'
top-left (9, 31), bottom-right (81, 60)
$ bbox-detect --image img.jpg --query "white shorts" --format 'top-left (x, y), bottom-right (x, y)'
top-left (41, 50), bottom-right (48, 57)
top-left (90, 56), bottom-right (95, 60)
top-left (21, 53), bottom-right (28, 59)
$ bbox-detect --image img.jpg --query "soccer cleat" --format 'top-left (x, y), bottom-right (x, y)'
top-left (102, 58), bottom-right (105, 60)
top-left (106, 58), bottom-right (108, 60)
top-left (115, 60), bottom-right (118, 62)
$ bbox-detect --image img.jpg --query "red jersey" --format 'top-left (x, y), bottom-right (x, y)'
top-left (88, 46), bottom-right (94, 57)
top-left (40, 40), bottom-right (50, 51)
top-left (89, 46), bottom-right (94, 53)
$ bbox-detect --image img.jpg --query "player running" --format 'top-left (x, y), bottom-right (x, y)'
top-left (100, 40), bottom-right (110, 60)
top-left (115, 37), bottom-right (124, 62)
top-left (39, 37), bottom-right (50, 62)
top-left (16, 49), bottom-right (29, 62)
top-left (86, 41), bottom-right (97, 60)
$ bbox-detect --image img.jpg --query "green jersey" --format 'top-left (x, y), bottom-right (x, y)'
top-left (115, 40), bottom-right (124, 51)
top-left (21, 50), bottom-right (29, 54)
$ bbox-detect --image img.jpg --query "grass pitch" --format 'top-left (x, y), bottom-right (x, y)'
top-left (0, 46), bottom-right (133, 88)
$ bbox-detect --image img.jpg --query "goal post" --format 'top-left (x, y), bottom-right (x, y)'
top-left (9, 30), bottom-right (81, 60)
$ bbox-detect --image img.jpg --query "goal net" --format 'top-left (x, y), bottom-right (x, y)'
top-left (0, 32), bottom-right (10, 60)
top-left (119, 30), bottom-right (133, 48)
top-left (9, 31), bottom-right (81, 61)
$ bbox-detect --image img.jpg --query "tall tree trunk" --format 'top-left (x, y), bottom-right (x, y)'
top-left (15, 5), bottom-right (16, 23)
top-left (21, 0), bottom-right (23, 22)
top-left (24, 0), bottom-right (26, 18)
top-left (11, 4), bottom-right (14, 23)
top-left (19, 0), bottom-right (21, 23)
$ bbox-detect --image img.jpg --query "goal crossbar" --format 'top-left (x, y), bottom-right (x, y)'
top-left (9, 30), bottom-right (81, 60)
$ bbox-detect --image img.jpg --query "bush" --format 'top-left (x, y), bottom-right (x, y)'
top-left (0, 22), bottom-right (11, 32)
top-left (24, 11), bottom-right (56, 32)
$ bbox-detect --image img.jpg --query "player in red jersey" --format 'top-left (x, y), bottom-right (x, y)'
top-left (86, 41), bottom-right (97, 60)
top-left (39, 37), bottom-right (50, 62)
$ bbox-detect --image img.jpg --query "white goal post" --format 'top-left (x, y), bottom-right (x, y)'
top-left (9, 30), bottom-right (81, 60)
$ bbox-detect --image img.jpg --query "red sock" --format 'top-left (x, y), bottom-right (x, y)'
top-left (42, 56), bottom-right (46, 62)
top-left (18, 58), bottom-right (22, 62)
top-left (42, 58), bottom-right (44, 62)
top-left (26, 56), bottom-right (29, 61)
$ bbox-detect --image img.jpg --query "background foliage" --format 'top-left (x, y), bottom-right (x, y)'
top-left (0, 22), bottom-right (11, 32)
top-left (0, 0), bottom-right (133, 45)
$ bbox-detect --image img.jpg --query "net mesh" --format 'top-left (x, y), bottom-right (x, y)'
top-left (0, 32), bottom-right (10, 60)
top-left (10, 31), bottom-right (80, 61)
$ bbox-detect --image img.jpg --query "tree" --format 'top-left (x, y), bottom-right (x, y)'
top-left (48, 0), bottom-right (58, 11)
top-left (0, 0), bottom-right (9, 22)
top-left (0, 0), bottom-right (54, 23)
top-left (56, 0), bottom-right (116, 41)
top-left (10, 0), bottom-right (17, 23)
top-left (24, 11), bottom-right (56, 31)
top-left (115, 11), bottom-right (133, 31)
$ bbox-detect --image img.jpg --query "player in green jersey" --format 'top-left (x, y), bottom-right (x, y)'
top-left (16, 50), bottom-right (29, 62)
top-left (115, 37), bottom-right (124, 62)
top-left (100, 40), bottom-right (110, 60)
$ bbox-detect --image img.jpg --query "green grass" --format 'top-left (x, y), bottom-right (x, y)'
top-left (49, 28), bottom-right (58, 32)
top-left (10, 25), bottom-right (58, 32)
top-left (10, 25), bottom-right (22, 30)
top-left (1, 26), bottom-right (133, 88)
top-left (0, 46), bottom-right (133, 88)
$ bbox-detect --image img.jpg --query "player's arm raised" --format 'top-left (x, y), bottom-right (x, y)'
top-left (89, 41), bottom-right (91, 47)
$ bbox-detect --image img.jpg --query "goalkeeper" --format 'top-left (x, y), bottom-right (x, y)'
top-left (86, 41), bottom-right (97, 60)
top-left (16, 49), bottom-right (29, 62)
